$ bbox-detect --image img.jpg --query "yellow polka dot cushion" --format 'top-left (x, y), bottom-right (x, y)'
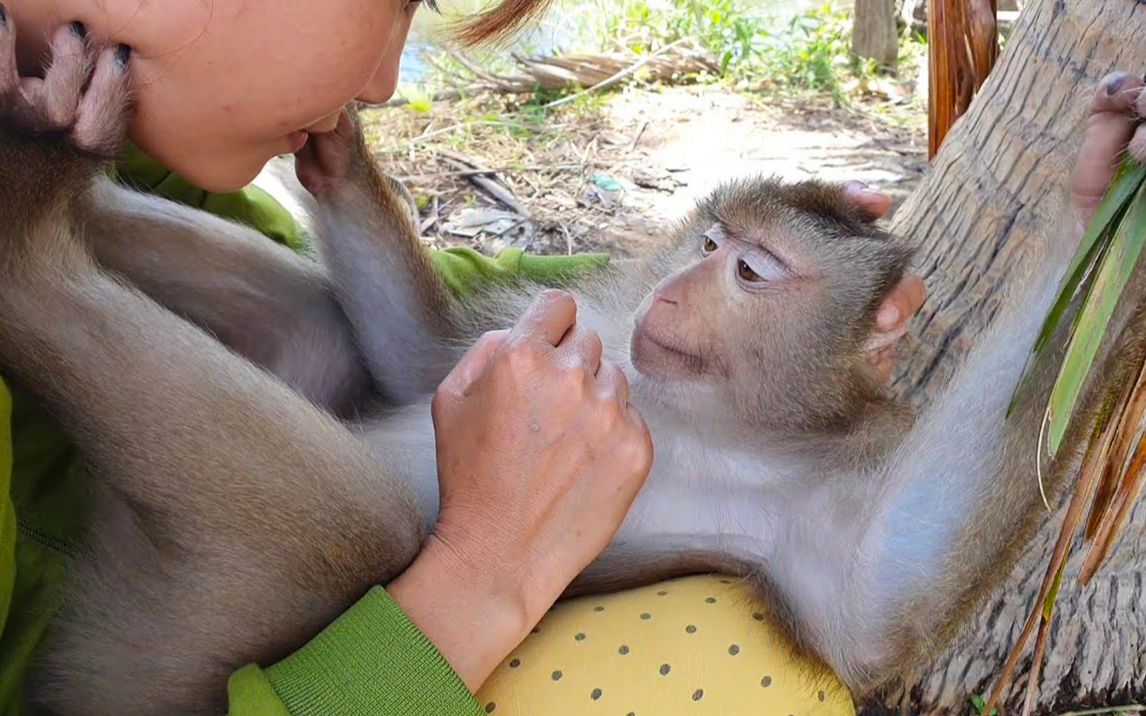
top-left (476, 575), bottom-right (855, 715)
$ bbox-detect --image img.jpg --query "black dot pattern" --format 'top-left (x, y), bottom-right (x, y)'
top-left (474, 576), bottom-right (853, 714)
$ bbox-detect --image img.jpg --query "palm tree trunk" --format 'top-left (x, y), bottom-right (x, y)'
top-left (876, 0), bottom-right (1146, 711)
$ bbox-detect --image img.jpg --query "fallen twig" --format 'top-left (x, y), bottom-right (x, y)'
top-left (437, 149), bottom-right (529, 216)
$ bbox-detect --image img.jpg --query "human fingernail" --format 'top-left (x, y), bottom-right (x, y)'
top-left (70, 21), bottom-right (87, 39)
top-left (115, 44), bottom-right (132, 69)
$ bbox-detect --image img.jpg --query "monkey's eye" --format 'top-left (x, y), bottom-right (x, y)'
top-left (701, 224), bottom-right (725, 255)
top-left (737, 259), bottom-right (762, 282)
top-left (736, 251), bottom-right (788, 287)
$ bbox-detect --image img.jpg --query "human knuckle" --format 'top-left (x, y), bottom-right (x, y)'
top-left (430, 388), bottom-right (453, 416)
top-left (504, 338), bottom-right (541, 368)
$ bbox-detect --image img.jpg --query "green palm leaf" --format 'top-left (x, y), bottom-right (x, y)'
top-left (1047, 176), bottom-right (1146, 454)
top-left (1008, 159), bottom-right (1146, 418)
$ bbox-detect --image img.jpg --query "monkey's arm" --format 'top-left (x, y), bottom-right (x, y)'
top-left (82, 178), bottom-right (371, 415)
top-left (300, 117), bottom-right (464, 404)
top-left (836, 224), bottom-right (1088, 692)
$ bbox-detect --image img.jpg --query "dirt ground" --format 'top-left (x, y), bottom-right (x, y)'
top-left (356, 84), bottom-right (928, 259)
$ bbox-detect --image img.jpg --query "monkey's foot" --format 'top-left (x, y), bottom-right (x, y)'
top-left (0, 12), bottom-right (132, 174)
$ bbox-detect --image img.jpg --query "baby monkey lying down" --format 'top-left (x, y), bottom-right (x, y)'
top-left (0, 23), bottom-right (1084, 715)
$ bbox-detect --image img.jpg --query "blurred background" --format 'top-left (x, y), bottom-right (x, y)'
top-left (347, 0), bottom-right (1020, 259)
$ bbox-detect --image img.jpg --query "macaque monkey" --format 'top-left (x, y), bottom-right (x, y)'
top-left (0, 24), bottom-right (1096, 715)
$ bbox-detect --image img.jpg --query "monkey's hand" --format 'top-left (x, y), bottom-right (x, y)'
top-left (0, 17), bottom-right (131, 173)
top-left (295, 110), bottom-right (361, 198)
top-left (1073, 72), bottom-right (1146, 226)
top-left (296, 108), bottom-right (420, 230)
top-left (0, 16), bottom-right (131, 263)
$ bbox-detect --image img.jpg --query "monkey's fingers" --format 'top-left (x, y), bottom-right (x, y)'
top-left (509, 290), bottom-right (578, 348)
top-left (296, 110), bottom-right (358, 196)
top-left (1072, 72), bottom-right (1146, 223)
top-left (842, 181), bottom-right (892, 221)
top-left (24, 23), bottom-right (90, 132)
top-left (71, 45), bottom-right (131, 158)
top-left (0, 5), bottom-right (14, 97)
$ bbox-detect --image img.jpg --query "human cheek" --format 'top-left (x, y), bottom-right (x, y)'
top-left (357, 10), bottom-right (415, 104)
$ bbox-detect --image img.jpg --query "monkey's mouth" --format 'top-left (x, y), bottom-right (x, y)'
top-left (630, 326), bottom-right (706, 377)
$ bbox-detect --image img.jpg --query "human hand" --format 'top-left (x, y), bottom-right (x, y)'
top-left (389, 290), bottom-right (653, 690)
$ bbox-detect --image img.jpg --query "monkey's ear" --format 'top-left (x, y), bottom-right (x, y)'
top-left (862, 274), bottom-right (926, 363)
top-left (842, 181), bottom-right (892, 223)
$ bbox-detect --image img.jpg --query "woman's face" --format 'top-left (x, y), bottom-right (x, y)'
top-left (14, 0), bottom-right (419, 191)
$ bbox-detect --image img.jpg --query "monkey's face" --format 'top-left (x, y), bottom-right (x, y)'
top-left (631, 178), bottom-right (910, 431)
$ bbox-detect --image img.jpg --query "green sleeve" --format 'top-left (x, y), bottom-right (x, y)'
top-left (228, 588), bottom-right (481, 716)
top-left (110, 145), bottom-right (308, 254)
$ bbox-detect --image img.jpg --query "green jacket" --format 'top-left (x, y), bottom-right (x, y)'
top-left (0, 151), bottom-right (607, 715)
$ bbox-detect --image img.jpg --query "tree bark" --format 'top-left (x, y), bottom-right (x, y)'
top-left (872, 0), bottom-right (1146, 712)
top-left (854, 0), bottom-right (900, 67)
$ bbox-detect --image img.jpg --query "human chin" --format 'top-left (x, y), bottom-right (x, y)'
top-left (160, 143), bottom-right (275, 194)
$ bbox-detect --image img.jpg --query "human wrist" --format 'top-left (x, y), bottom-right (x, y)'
top-left (387, 533), bottom-right (539, 691)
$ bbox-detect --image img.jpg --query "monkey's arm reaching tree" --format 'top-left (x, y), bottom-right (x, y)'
top-left (829, 208), bottom-right (1102, 693)
top-left (297, 113), bottom-right (461, 404)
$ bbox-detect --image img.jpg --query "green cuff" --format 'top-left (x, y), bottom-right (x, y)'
top-left (228, 665), bottom-right (292, 716)
top-left (261, 587), bottom-right (481, 716)
top-left (430, 246), bottom-right (610, 296)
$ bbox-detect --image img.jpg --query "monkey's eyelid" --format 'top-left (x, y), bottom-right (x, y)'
top-left (703, 224), bottom-right (727, 242)
top-left (740, 249), bottom-right (789, 282)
